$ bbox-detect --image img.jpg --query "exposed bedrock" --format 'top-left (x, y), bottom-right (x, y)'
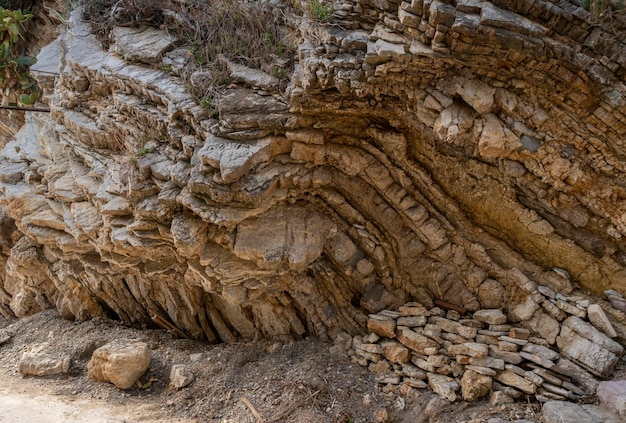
top-left (1, 0), bottom-right (626, 348)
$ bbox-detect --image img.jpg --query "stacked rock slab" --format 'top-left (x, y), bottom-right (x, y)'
top-left (355, 298), bottom-right (623, 404)
top-left (1, 0), bottom-right (626, 349)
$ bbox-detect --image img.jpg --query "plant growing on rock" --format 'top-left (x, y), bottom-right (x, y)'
top-left (82, 0), bottom-right (297, 106)
top-left (309, 0), bottom-right (334, 21)
top-left (583, 0), bottom-right (626, 27)
top-left (0, 5), bottom-right (40, 106)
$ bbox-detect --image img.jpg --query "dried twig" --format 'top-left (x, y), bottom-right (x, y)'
top-left (267, 390), bottom-right (320, 423)
top-left (0, 105), bottom-right (50, 112)
top-left (148, 309), bottom-right (190, 339)
top-left (240, 397), bottom-right (265, 423)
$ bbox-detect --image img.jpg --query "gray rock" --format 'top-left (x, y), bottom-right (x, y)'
top-left (111, 26), bottom-right (174, 64)
top-left (542, 401), bottom-right (603, 423)
top-left (521, 343), bottom-right (559, 361)
top-left (225, 59), bottom-right (279, 91)
top-left (0, 332), bottom-right (10, 345)
top-left (556, 317), bottom-right (623, 378)
top-left (597, 380), bottom-right (626, 418)
top-left (169, 364), bottom-right (195, 389)
top-left (587, 304), bottom-right (617, 338)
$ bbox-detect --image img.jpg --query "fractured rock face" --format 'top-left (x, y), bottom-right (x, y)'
top-left (0, 0), bottom-right (626, 373)
top-left (556, 317), bottom-right (624, 378)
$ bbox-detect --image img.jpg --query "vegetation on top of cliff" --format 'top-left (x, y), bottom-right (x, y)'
top-left (583, 0), bottom-right (626, 27)
top-left (0, 0), bottom-right (37, 8)
top-left (0, 4), bottom-right (40, 106)
top-left (82, 0), bottom-right (297, 105)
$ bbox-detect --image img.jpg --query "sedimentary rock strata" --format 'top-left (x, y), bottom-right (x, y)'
top-left (0, 0), bottom-right (625, 379)
top-left (354, 295), bottom-right (623, 403)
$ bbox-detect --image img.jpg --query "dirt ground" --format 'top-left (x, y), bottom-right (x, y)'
top-left (0, 310), bottom-right (561, 422)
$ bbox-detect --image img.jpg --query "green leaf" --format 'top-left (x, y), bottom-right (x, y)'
top-left (19, 93), bottom-right (34, 105)
top-left (15, 56), bottom-right (35, 66)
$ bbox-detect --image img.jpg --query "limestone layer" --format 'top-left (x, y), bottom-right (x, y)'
top-left (1, 0), bottom-right (626, 344)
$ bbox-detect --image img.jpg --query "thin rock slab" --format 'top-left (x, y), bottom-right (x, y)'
top-left (541, 401), bottom-right (604, 423)
top-left (472, 309), bottom-right (507, 325)
top-left (494, 370), bottom-right (536, 394)
top-left (427, 373), bottom-right (460, 402)
top-left (587, 304), bottom-right (617, 338)
top-left (556, 317), bottom-right (623, 378)
top-left (597, 380), bottom-right (626, 417)
top-left (88, 339), bottom-right (151, 390)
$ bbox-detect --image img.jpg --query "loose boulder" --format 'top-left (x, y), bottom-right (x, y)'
top-left (87, 339), bottom-right (151, 390)
top-left (19, 343), bottom-right (71, 376)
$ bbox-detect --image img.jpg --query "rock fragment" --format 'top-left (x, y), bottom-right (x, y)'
top-left (587, 304), bottom-right (617, 338)
top-left (461, 369), bottom-right (492, 401)
top-left (542, 401), bottom-right (604, 423)
top-left (556, 316), bottom-right (623, 378)
top-left (19, 343), bottom-right (71, 376)
top-left (169, 364), bottom-right (195, 389)
top-left (427, 373), bottom-right (460, 401)
top-left (494, 370), bottom-right (536, 394)
top-left (473, 309), bottom-right (507, 325)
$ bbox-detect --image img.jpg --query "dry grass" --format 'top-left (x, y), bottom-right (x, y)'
top-left (82, 0), bottom-right (297, 103)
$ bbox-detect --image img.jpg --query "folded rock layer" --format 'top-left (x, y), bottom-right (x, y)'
top-left (1, 0), bottom-right (626, 346)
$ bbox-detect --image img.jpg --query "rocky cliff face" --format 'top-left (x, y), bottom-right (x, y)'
top-left (0, 0), bottom-right (625, 358)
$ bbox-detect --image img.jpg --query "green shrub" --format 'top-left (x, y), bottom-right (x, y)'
top-left (309, 0), bottom-right (334, 21)
top-left (583, 0), bottom-right (626, 26)
top-left (0, 6), bottom-right (39, 106)
top-left (82, 0), bottom-right (297, 107)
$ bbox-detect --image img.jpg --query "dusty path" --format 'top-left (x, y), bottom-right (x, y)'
top-left (0, 311), bottom-right (559, 422)
top-left (0, 369), bottom-right (194, 423)
top-left (0, 389), bottom-right (129, 423)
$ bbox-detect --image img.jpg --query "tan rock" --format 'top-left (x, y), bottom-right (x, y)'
top-left (587, 304), bottom-right (617, 338)
top-left (427, 373), bottom-right (460, 401)
top-left (88, 339), bottom-right (151, 390)
top-left (380, 340), bottom-right (410, 364)
top-left (19, 343), bottom-right (71, 377)
top-left (169, 364), bottom-right (195, 389)
top-left (494, 370), bottom-right (536, 394)
top-left (478, 114), bottom-right (519, 158)
top-left (368, 315), bottom-right (397, 338)
top-left (461, 369), bottom-right (492, 401)
top-left (396, 326), bottom-right (438, 354)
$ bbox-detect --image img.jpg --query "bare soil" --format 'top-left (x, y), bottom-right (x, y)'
top-left (0, 310), bottom-right (553, 422)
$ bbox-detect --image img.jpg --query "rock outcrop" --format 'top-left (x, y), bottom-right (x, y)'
top-left (353, 298), bottom-right (623, 404)
top-left (0, 0), bottom-right (626, 374)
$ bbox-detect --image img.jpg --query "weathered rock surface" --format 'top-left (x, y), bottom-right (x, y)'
top-left (597, 380), bottom-right (626, 418)
top-left (169, 364), bottom-right (195, 389)
top-left (0, 0), bottom-right (626, 396)
top-left (351, 299), bottom-right (624, 406)
top-left (18, 343), bottom-right (71, 376)
top-left (541, 400), bottom-right (621, 423)
top-left (87, 339), bottom-right (151, 390)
